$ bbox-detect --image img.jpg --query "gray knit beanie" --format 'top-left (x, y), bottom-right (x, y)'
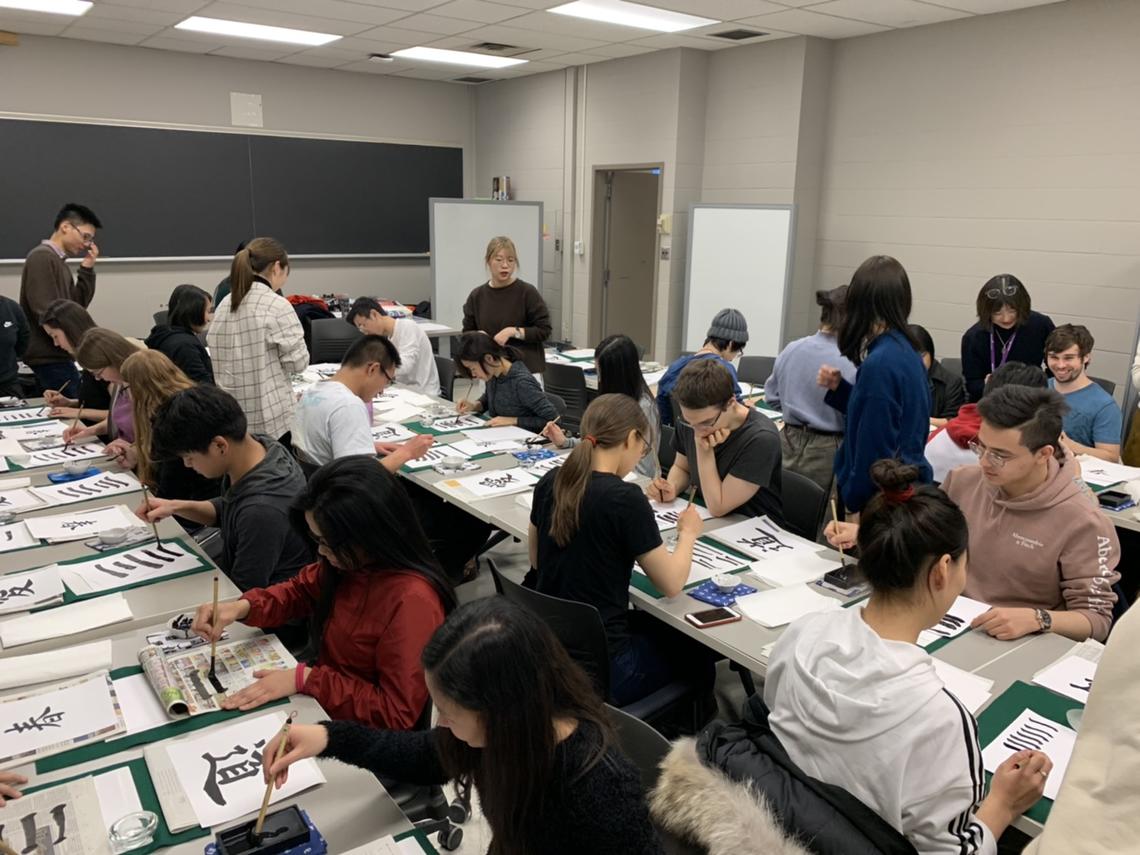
top-left (707, 308), bottom-right (749, 344)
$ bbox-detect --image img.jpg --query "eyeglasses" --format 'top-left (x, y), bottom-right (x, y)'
top-left (636, 431), bottom-right (650, 459)
top-left (383, 365), bottom-right (396, 384)
top-left (986, 279), bottom-right (1019, 300)
top-left (967, 439), bottom-right (1013, 469)
top-left (68, 222), bottom-right (95, 245)
top-left (679, 404), bottom-right (728, 432)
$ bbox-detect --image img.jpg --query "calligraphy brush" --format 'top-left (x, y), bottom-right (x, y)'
top-left (251, 712), bottom-right (297, 845)
top-left (830, 498), bottom-right (848, 569)
top-left (526, 415), bottom-right (560, 446)
top-left (207, 575), bottom-right (225, 693)
top-left (63, 400), bottom-right (83, 450)
top-left (141, 483), bottom-right (160, 545)
top-left (685, 485), bottom-right (698, 507)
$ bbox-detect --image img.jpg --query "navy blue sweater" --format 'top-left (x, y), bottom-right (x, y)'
top-left (825, 329), bottom-right (932, 512)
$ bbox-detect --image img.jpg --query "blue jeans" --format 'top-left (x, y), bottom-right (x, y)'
top-left (609, 611), bottom-right (716, 707)
top-left (32, 362), bottom-right (80, 399)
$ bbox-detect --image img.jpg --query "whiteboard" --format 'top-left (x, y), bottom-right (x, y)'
top-left (430, 199), bottom-right (543, 330)
top-left (683, 204), bottom-right (795, 357)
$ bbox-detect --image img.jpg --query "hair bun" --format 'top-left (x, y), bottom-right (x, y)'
top-left (869, 459), bottom-right (920, 493)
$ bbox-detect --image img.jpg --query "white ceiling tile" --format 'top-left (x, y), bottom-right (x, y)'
top-left (59, 26), bottom-right (151, 45)
top-left (275, 52), bottom-right (355, 67)
top-left (651, 0), bottom-right (785, 18)
top-left (503, 8), bottom-right (660, 40)
top-left (62, 16), bottom-right (169, 36)
top-left (137, 34), bottom-right (218, 53)
top-left (808, 0), bottom-right (972, 28)
top-left (82, 3), bottom-right (191, 27)
top-left (626, 32), bottom-right (730, 50)
top-left (581, 41), bottom-right (657, 58)
top-left (920, 0), bottom-right (1063, 12)
top-left (209, 43), bottom-right (300, 60)
top-left (210, 0), bottom-right (412, 26)
top-left (333, 35), bottom-right (407, 52)
top-left (457, 23), bottom-right (608, 51)
top-left (0, 14), bottom-right (70, 36)
top-left (392, 65), bottom-right (464, 79)
top-left (194, 3), bottom-right (372, 36)
top-left (430, 0), bottom-right (531, 23)
top-left (737, 8), bottom-right (889, 37)
top-left (487, 0), bottom-right (562, 8)
top-left (100, 0), bottom-right (211, 11)
top-left (349, 0), bottom-right (451, 10)
top-left (540, 50), bottom-right (606, 65)
top-left (334, 57), bottom-right (421, 73)
top-left (352, 23), bottom-right (460, 42)
top-left (385, 13), bottom-right (486, 34)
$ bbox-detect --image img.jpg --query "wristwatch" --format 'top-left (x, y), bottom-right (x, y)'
top-left (1034, 608), bottom-right (1052, 633)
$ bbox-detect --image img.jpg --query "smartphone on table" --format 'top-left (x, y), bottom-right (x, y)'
top-left (685, 607), bottom-right (742, 629)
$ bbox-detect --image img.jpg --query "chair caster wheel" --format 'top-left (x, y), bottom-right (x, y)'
top-left (438, 826), bottom-right (463, 851)
top-left (448, 800), bottom-right (470, 824)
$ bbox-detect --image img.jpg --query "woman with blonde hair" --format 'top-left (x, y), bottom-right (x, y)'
top-left (62, 329), bottom-right (140, 457)
top-left (121, 350), bottom-right (221, 512)
top-left (208, 237), bottom-right (308, 443)
top-left (462, 236), bottom-right (552, 375)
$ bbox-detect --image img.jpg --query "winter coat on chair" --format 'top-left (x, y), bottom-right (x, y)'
top-left (651, 695), bottom-right (918, 855)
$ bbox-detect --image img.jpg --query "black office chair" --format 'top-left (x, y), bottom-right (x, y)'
top-left (780, 469), bottom-right (828, 542)
top-left (435, 355), bottom-right (456, 401)
top-left (488, 560), bottom-right (705, 732)
top-left (737, 356), bottom-right (775, 386)
top-left (309, 318), bottom-right (362, 364)
top-left (153, 310), bottom-right (168, 326)
top-left (940, 356), bottom-right (963, 376)
top-left (607, 705), bottom-right (707, 855)
top-left (658, 423), bottom-right (676, 473)
top-left (545, 391), bottom-right (567, 417)
top-left (1091, 376), bottom-right (1117, 396)
top-left (543, 362), bottom-right (589, 434)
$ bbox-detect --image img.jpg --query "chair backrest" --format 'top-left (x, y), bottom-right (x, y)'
top-left (780, 469), bottom-right (828, 541)
top-left (309, 318), bottom-right (362, 364)
top-left (658, 423), bottom-right (676, 472)
top-left (737, 356), bottom-right (776, 386)
top-left (607, 704), bottom-right (671, 793)
top-left (487, 558), bottom-right (611, 699)
top-left (543, 362), bottom-right (589, 433)
top-left (435, 355), bottom-right (456, 401)
top-left (545, 391), bottom-right (567, 416)
top-left (153, 309), bottom-right (169, 326)
top-left (1091, 375), bottom-right (1117, 396)
top-left (940, 356), bottom-right (963, 376)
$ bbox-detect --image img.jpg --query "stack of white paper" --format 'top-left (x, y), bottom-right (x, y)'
top-left (708, 516), bottom-right (821, 561)
top-left (0, 521), bottom-right (37, 553)
top-left (1076, 456), bottom-right (1140, 488)
top-left (735, 585), bottom-right (841, 628)
top-left (0, 593), bottom-right (133, 648)
top-left (649, 498), bottom-right (715, 532)
top-left (22, 503), bottom-right (143, 543)
top-left (30, 471), bottom-right (141, 509)
top-left (451, 437), bottom-right (527, 457)
top-left (0, 563), bottom-right (65, 614)
top-left (982, 711), bottom-right (1075, 801)
top-left (372, 402), bottom-right (426, 424)
top-left (747, 551), bottom-right (837, 588)
top-left (1032, 648), bottom-right (1101, 705)
top-left (0, 639), bottom-right (113, 690)
top-left (932, 659), bottom-right (994, 714)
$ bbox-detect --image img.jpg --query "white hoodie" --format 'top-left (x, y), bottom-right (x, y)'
top-left (764, 607), bottom-right (996, 855)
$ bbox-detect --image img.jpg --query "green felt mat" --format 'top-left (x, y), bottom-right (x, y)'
top-left (630, 534), bottom-right (752, 599)
top-left (36, 666), bottom-right (288, 773)
top-left (396, 829), bottom-right (440, 853)
top-left (24, 756), bottom-right (209, 852)
top-left (976, 680), bottom-right (1083, 825)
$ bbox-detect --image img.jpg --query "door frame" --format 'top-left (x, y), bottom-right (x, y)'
top-left (588, 162), bottom-right (664, 353)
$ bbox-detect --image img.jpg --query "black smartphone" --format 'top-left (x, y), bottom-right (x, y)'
top-left (1097, 489), bottom-right (1132, 510)
top-left (823, 564), bottom-right (861, 589)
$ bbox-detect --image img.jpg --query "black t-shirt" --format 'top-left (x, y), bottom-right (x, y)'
top-left (530, 470), bottom-right (661, 651)
top-left (960, 310), bottom-right (1055, 402)
top-left (674, 408), bottom-right (784, 525)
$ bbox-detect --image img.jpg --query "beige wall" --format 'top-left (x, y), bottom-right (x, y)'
top-left (0, 34), bottom-right (474, 337)
top-left (814, 0), bottom-right (1140, 391)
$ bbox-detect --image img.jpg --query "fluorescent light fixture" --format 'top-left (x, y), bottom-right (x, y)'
top-left (175, 16), bottom-right (341, 47)
top-left (392, 46), bottom-right (527, 69)
top-left (549, 0), bottom-right (717, 33)
top-left (0, 0), bottom-right (92, 15)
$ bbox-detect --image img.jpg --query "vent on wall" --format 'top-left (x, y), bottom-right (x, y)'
top-left (709, 29), bottom-right (767, 40)
top-left (468, 41), bottom-right (538, 58)
top-left (455, 76), bottom-right (494, 84)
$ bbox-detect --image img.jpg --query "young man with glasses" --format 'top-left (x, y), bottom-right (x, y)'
top-left (1045, 324), bottom-right (1122, 463)
top-left (292, 334), bottom-right (432, 469)
top-left (20, 203), bottom-right (102, 398)
top-left (345, 297), bottom-right (440, 397)
top-left (649, 358), bottom-right (783, 524)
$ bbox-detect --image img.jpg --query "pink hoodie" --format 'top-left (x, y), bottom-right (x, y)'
top-left (942, 453), bottom-right (1120, 641)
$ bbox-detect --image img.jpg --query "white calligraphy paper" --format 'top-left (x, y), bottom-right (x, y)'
top-left (982, 711), bottom-right (1075, 801)
top-left (916, 596), bottom-right (991, 648)
top-left (0, 521), bottom-right (37, 553)
top-left (16, 442), bottom-right (106, 470)
top-left (0, 776), bottom-right (113, 854)
top-left (370, 422), bottom-right (419, 443)
top-left (401, 444), bottom-right (471, 471)
top-left (31, 471), bottom-right (141, 509)
top-left (0, 593), bottom-right (133, 648)
top-left (0, 487), bottom-right (47, 513)
top-left (684, 540), bottom-right (750, 582)
top-left (0, 640), bottom-right (113, 691)
top-left (460, 425), bottom-right (537, 443)
top-left (931, 659), bottom-right (993, 714)
top-left (443, 468), bottom-right (540, 498)
top-left (0, 420), bottom-right (67, 441)
top-left (372, 403), bottom-right (427, 424)
top-left (0, 564), bottom-right (65, 615)
top-left (648, 498), bottom-right (714, 531)
top-left (708, 517), bottom-right (820, 561)
top-left (1075, 455), bottom-right (1140, 489)
top-left (163, 712), bottom-right (325, 828)
top-left (450, 437), bottom-right (526, 457)
top-left (58, 540), bottom-right (208, 596)
top-left (0, 671), bottom-right (125, 769)
top-left (0, 407), bottom-right (50, 424)
top-left (531, 453), bottom-right (569, 475)
top-left (735, 584), bottom-right (842, 628)
top-left (747, 551), bottom-right (838, 588)
top-left (428, 414), bottom-right (487, 433)
top-left (1032, 655), bottom-right (1099, 705)
top-left (22, 504), bottom-right (142, 543)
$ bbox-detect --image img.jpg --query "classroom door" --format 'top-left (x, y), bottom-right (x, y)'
top-left (594, 169), bottom-right (659, 353)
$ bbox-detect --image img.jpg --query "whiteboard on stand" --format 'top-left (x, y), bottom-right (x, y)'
top-left (430, 199), bottom-right (544, 335)
top-left (682, 204), bottom-right (795, 358)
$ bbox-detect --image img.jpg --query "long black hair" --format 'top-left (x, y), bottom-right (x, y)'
top-left (453, 331), bottom-right (520, 378)
top-left (167, 284), bottom-right (212, 330)
top-left (424, 597), bottom-right (614, 855)
top-left (838, 255), bottom-right (917, 365)
top-left (595, 334), bottom-right (651, 402)
top-left (289, 456), bottom-right (456, 658)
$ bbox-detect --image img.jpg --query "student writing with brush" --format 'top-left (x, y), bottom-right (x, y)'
top-left (191, 456), bottom-right (454, 729)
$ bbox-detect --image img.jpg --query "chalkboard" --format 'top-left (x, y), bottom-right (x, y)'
top-left (0, 119), bottom-right (463, 260)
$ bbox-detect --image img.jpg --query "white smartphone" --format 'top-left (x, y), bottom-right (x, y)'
top-left (684, 607), bottom-right (742, 629)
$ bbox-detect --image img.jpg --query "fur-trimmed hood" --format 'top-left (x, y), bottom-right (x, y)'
top-left (650, 738), bottom-right (810, 855)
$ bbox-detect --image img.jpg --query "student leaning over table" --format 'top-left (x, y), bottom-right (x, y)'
top-left (453, 331), bottom-right (558, 432)
top-left (263, 597), bottom-right (664, 855)
top-left (39, 299), bottom-right (111, 422)
top-left (768, 459), bottom-right (1051, 855)
top-left (830, 385), bottom-right (1120, 642)
top-left (190, 457), bottom-right (454, 729)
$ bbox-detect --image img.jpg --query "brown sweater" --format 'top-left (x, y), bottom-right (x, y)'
top-left (942, 453), bottom-right (1120, 640)
top-left (462, 279), bottom-right (552, 374)
top-left (20, 243), bottom-right (96, 365)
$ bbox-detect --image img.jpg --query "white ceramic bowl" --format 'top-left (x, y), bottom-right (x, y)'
top-left (711, 573), bottom-right (738, 594)
top-left (99, 528), bottom-right (128, 545)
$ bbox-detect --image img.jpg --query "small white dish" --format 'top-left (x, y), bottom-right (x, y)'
top-left (99, 527), bottom-right (128, 545)
top-left (63, 460), bottom-right (90, 475)
top-left (711, 573), bottom-right (738, 594)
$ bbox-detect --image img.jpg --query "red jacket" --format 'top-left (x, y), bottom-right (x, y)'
top-left (243, 561), bottom-right (445, 729)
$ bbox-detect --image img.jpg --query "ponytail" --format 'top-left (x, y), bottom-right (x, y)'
top-left (229, 237), bottom-right (288, 311)
top-left (549, 394), bottom-right (647, 546)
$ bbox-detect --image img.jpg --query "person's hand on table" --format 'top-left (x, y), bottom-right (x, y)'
top-left (488, 416), bottom-right (517, 427)
top-left (542, 420), bottom-right (568, 448)
top-left (402, 434), bottom-right (434, 459)
top-left (990, 750), bottom-right (1052, 817)
top-left (191, 598), bottom-right (250, 641)
top-left (222, 668), bottom-right (299, 711)
top-left (263, 724), bottom-right (330, 789)
top-left (971, 607), bottom-right (1041, 640)
top-left (105, 439), bottom-right (137, 468)
top-left (647, 477), bottom-right (677, 503)
top-left (817, 365), bottom-right (842, 391)
top-left (43, 390), bottom-right (76, 408)
top-left (0, 771), bottom-right (27, 806)
top-left (49, 406), bottom-right (81, 419)
top-left (824, 520), bottom-right (858, 551)
top-left (374, 442), bottom-right (402, 456)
